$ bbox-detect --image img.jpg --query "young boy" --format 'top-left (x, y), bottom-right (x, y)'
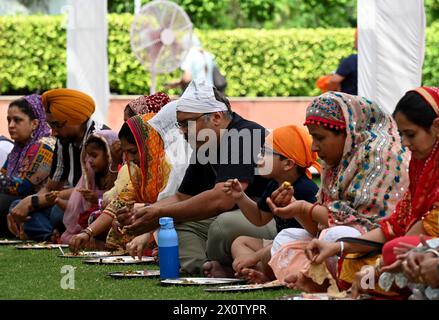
top-left (222, 125), bottom-right (319, 283)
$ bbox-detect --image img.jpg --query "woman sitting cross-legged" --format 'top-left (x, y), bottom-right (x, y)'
top-left (69, 101), bottom-right (189, 255)
top-left (305, 87), bottom-right (439, 297)
top-left (2, 95), bottom-right (55, 239)
top-left (266, 91), bottom-right (409, 293)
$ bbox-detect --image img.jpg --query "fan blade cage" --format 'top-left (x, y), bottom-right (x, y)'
top-left (130, 0), bottom-right (193, 74)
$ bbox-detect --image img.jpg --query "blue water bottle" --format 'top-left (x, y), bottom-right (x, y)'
top-left (158, 217), bottom-right (180, 279)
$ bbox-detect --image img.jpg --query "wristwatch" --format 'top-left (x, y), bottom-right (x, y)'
top-left (31, 195), bottom-right (39, 210)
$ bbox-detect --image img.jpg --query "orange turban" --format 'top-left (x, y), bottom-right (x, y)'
top-left (42, 89), bottom-right (95, 125)
top-left (266, 125), bottom-right (321, 179)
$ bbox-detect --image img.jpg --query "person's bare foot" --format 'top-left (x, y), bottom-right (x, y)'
top-left (202, 261), bottom-right (235, 278)
top-left (240, 268), bottom-right (271, 284)
top-left (351, 270), bottom-right (368, 299)
top-left (285, 273), bottom-right (329, 293)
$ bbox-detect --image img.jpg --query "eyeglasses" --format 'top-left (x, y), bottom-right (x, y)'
top-left (175, 114), bottom-right (209, 129)
top-left (260, 145), bottom-right (287, 159)
top-left (47, 120), bottom-right (67, 129)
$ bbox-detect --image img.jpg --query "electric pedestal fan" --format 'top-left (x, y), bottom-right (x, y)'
top-left (130, 0), bottom-right (193, 94)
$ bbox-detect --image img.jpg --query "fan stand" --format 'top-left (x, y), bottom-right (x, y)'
top-left (150, 63), bottom-right (156, 94)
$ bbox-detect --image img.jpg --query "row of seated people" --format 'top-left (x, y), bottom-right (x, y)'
top-left (0, 80), bottom-right (438, 299)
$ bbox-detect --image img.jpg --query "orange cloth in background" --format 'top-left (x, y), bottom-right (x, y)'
top-left (316, 74), bottom-right (332, 93)
top-left (42, 88), bottom-right (95, 125)
top-left (266, 125), bottom-right (321, 178)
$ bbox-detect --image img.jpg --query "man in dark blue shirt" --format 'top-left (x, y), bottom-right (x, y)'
top-left (327, 30), bottom-right (358, 95)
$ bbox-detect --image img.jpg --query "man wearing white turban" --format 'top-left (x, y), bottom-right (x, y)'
top-left (118, 80), bottom-right (277, 275)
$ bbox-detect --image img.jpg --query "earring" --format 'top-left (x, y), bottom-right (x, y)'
top-left (31, 131), bottom-right (35, 139)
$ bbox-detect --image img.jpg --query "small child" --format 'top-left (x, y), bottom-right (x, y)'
top-left (60, 130), bottom-right (120, 245)
top-left (220, 125), bottom-right (320, 283)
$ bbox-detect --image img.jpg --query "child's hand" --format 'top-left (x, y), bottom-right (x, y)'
top-left (222, 178), bottom-right (244, 200)
top-left (270, 183), bottom-right (295, 207)
top-left (77, 189), bottom-right (99, 205)
top-left (45, 191), bottom-right (59, 205)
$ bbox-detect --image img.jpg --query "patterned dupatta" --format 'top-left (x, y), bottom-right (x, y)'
top-left (7, 94), bottom-right (51, 177)
top-left (104, 114), bottom-right (172, 252)
top-left (380, 87), bottom-right (439, 239)
top-left (126, 113), bottom-right (171, 204)
top-left (305, 92), bottom-right (410, 233)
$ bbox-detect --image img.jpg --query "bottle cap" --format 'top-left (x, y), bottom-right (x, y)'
top-left (159, 217), bottom-right (174, 228)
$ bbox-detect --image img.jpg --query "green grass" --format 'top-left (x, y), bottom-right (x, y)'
top-left (0, 245), bottom-right (296, 300)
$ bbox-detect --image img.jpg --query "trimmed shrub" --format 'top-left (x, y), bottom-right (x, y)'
top-left (0, 15), bottom-right (438, 96)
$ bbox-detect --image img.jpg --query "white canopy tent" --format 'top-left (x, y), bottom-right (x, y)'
top-left (64, 0), bottom-right (427, 123)
top-left (66, 0), bottom-right (109, 124)
top-left (357, 0), bottom-right (426, 114)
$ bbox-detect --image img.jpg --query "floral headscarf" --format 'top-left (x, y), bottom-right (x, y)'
top-left (127, 92), bottom-right (170, 116)
top-left (7, 94), bottom-right (51, 177)
top-left (305, 92), bottom-right (410, 233)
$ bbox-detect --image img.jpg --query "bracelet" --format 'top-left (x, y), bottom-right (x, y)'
top-left (102, 210), bottom-right (116, 219)
top-left (82, 226), bottom-right (94, 238)
top-left (308, 203), bottom-right (318, 221)
top-left (80, 229), bottom-right (91, 239)
top-left (339, 241), bottom-right (344, 256)
top-left (425, 248), bottom-right (439, 258)
top-left (109, 166), bottom-right (118, 173)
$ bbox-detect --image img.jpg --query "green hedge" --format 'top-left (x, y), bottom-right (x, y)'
top-left (0, 15), bottom-right (438, 97)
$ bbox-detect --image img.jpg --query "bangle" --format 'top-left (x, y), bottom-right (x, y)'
top-left (308, 203), bottom-right (318, 221)
top-left (102, 210), bottom-right (116, 219)
top-left (339, 241), bottom-right (344, 256)
top-left (425, 248), bottom-right (439, 258)
top-left (109, 166), bottom-right (118, 173)
top-left (82, 226), bottom-right (94, 238)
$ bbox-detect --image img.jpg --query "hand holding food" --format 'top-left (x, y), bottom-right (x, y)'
top-left (222, 178), bottom-right (244, 200)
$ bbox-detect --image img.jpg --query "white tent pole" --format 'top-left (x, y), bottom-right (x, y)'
top-left (357, 0), bottom-right (425, 114)
top-left (134, 0), bottom-right (141, 13)
top-left (67, 0), bottom-right (110, 124)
